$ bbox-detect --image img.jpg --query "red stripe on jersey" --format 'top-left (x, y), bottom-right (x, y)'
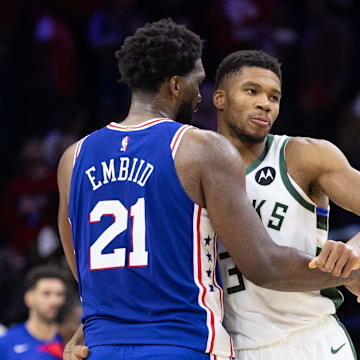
top-left (74, 138), bottom-right (84, 163)
top-left (212, 233), bottom-right (223, 319)
top-left (196, 206), bottom-right (216, 353)
top-left (171, 125), bottom-right (191, 153)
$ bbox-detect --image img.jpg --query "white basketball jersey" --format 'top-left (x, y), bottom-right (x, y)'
top-left (218, 134), bottom-right (343, 350)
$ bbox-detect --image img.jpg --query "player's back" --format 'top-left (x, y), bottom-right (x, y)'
top-left (68, 118), bottom-right (233, 356)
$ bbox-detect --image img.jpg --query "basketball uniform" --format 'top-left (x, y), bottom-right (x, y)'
top-left (0, 322), bottom-right (63, 359)
top-left (69, 118), bottom-right (234, 359)
top-left (218, 134), bottom-right (356, 359)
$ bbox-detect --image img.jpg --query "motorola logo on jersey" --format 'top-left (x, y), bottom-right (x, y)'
top-left (255, 167), bottom-right (276, 185)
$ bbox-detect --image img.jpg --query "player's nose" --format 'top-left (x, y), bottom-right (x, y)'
top-left (255, 94), bottom-right (271, 112)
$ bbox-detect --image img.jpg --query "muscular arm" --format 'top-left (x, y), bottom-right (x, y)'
top-left (287, 137), bottom-right (360, 214)
top-left (176, 130), bottom-right (357, 291)
top-left (57, 143), bottom-right (78, 281)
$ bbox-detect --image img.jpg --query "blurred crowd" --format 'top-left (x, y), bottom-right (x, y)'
top-left (1, 0), bottom-right (360, 352)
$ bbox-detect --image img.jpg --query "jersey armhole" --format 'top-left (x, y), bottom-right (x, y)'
top-left (73, 136), bottom-right (89, 167)
top-left (170, 125), bottom-right (194, 159)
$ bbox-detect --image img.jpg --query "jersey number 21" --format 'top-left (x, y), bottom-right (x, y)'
top-left (89, 199), bottom-right (148, 270)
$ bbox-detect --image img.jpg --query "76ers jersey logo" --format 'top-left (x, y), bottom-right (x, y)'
top-left (255, 166), bottom-right (276, 185)
top-left (121, 136), bottom-right (129, 152)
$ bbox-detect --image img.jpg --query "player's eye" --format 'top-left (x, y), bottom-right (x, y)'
top-left (246, 89), bottom-right (256, 95)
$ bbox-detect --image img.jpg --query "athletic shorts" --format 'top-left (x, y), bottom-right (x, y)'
top-left (88, 344), bottom-right (234, 360)
top-left (234, 315), bottom-right (357, 360)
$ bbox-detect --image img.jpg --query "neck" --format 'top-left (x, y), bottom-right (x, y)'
top-left (120, 92), bottom-right (175, 125)
top-left (217, 117), bottom-right (267, 168)
top-left (26, 315), bottom-right (57, 341)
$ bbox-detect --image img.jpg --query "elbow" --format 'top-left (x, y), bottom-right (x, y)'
top-left (241, 253), bottom-right (281, 289)
top-left (243, 271), bottom-right (277, 289)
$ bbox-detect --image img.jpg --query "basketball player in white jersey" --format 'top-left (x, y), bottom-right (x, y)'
top-left (62, 23), bottom-right (360, 360)
top-left (214, 49), bottom-right (360, 360)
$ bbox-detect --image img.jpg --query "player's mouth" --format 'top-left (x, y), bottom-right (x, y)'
top-left (249, 116), bottom-right (270, 127)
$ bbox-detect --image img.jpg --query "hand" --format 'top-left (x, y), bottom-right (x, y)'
top-left (63, 343), bottom-right (89, 360)
top-left (309, 240), bottom-right (360, 278)
top-left (62, 324), bottom-right (89, 360)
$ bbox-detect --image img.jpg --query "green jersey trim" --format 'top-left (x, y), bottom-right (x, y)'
top-left (246, 134), bottom-right (274, 175)
top-left (332, 314), bottom-right (357, 359)
top-left (279, 138), bottom-right (315, 213)
top-left (316, 247), bottom-right (344, 311)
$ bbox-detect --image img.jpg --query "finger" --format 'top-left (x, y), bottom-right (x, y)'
top-left (357, 297), bottom-right (360, 303)
top-left (81, 346), bottom-right (90, 358)
top-left (316, 242), bottom-right (332, 269)
top-left (326, 244), bottom-right (348, 275)
top-left (73, 345), bottom-right (89, 359)
top-left (309, 257), bottom-right (318, 269)
top-left (323, 245), bottom-right (345, 273)
top-left (341, 256), bottom-right (357, 278)
top-left (332, 253), bottom-right (348, 277)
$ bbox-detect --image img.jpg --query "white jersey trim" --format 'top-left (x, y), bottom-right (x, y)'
top-left (170, 125), bottom-right (194, 159)
top-left (193, 205), bottom-right (234, 357)
top-left (106, 118), bottom-right (173, 131)
top-left (73, 136), bottom-right (89, 167)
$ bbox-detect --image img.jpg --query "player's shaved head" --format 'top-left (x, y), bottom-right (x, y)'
top-left (215, 50), bottom-right (282, 89)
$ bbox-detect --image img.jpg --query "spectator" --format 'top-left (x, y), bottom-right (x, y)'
top-left (0, 138), bottom-right (58, 260)
top-left (297, 0), bottom-right (352, 139)
top-left (0, 265), bottom-right (66, 359)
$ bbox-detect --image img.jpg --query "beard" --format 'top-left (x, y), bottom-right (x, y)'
top-left (228, 122), bottom-right (267, 144)
top-left (37, 310), bottom-right (58, 324)
top-left (175, 98), bottom-right (193, 124)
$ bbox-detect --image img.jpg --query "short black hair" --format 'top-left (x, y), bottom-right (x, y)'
top-left (215, 50), bottom-right (282, 89)
top-left (25, 265), bottom-right (66, 291)
top-left (115, 18), bottom-right (203, 93)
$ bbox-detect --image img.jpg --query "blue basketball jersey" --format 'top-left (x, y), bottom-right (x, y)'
top-left (68, 118), bottom-right (234, 358)
top-left (0, 323), bottom-right (63, 359)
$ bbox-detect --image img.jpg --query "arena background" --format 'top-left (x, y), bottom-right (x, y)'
top-left (1, 0), bottom-right (360, 353)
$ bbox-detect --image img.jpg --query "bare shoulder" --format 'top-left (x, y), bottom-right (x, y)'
top-left (286, 136), bottom-right (349, 173)
top-left (179, 128), bottom-right (244, 166)
top-left (175, 128), bottom-right (245, 207)
top-left (57, 140), bottom-right (82, 199)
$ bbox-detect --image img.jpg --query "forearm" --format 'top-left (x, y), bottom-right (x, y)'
top-left (258, 245), bottom-right (354, 292)
top-left (347, 232), bottom-right (360, 251)
top-left (69, 324), bottom-right (84, 345)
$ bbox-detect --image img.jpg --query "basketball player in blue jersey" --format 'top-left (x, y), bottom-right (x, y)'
top-left (214, 50), bottom-right (360, 359)
top-left (0, 266), bottom-right (65, 359)
top-left (58, 20), bottom-right (360, 360)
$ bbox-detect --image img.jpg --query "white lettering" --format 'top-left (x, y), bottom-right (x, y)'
top-left (85, 166), bottom-right (102, 190)
top-left (133, 159), bottom-right (145, 183)
top-left (85, 157), bottom-right (154, 190)
top-left (118, 157), bottom-right (130, 180)
top-left (102, 159), bottom-right (116, 184)
top-left (137, 163), bottom-right (154, 186)
top-left (128, 158), bottom-right (138, 181)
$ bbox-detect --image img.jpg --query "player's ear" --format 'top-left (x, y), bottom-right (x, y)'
top-left (169, 76), bottom-right (181, 97)
top-left (213, 89), bottom-right (225, 110)
top-left (24, 291), bottom-right (32, 308)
